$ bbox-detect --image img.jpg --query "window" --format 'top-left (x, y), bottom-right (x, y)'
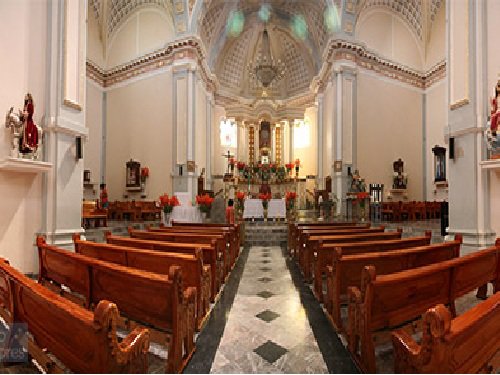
top-left (220, 118), bottom-right (237, 148)
top-left (294, 119), bottom-right (310, 148)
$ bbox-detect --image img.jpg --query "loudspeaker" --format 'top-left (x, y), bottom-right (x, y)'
top-left (76, 136), bottom-right (83, 160)
top-left (449, 137), bottom-right (455, 160)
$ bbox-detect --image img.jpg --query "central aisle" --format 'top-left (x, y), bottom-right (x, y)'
top-left (210, 246), bottom-right (328, 373)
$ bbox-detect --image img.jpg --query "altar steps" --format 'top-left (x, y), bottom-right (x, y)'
top-left (243, 222), bottom-right (288, 247)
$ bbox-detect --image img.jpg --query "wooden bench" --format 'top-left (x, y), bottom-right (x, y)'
top-left (314, 232), bottom-right (432, 303)
top-left (172, 222), bottom-right (241, 252)
top-left (347, 240), bottom-right (500, 373)
top-left (108, 201), bottom-right (141, 221)
top-left (36, 236), bottom-right (196, 373)
top-left (326, 236), bottom-right (461, 331)
top-left (129, 228), bottom-right (230, 280)
top-left (81, 200), bottom-right (107, 229)
top-left (106, 233), bottom-right (221, 301)
top-left (73, 234), bottom-right (211, 331)
top-left (296, 226), bottom-right (386, 260)
top-left (134, 201), bottom-right (161, 221)
top-left (301, 230), bottom-right (403, 281)
top-left (392, 292), bottom-right (500, 373)
top-left (153, 225), bottom-right (239, 270)
top-left (0, 258), bottom-right (150, 373)
top-left (289, 222), bottom-right (368, 255)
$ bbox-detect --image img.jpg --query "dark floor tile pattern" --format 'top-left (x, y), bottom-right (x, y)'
top-left (256, 290), bottom-right (274, 299)
top-left (258, 277), bottom-right (273, 283)
top-left (256, 309), bottom-right (280, 323)
top-left (254, 341), bottom-right (288, 364)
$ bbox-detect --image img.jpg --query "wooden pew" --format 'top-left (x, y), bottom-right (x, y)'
top-left (128, 228), bottom-right (230, 279)
top-left (134, 201), bottom-right (161, 221)
top-left (315, 232), bottom-right (432, 303)
top-left (0, 258), bottom-right (150, 373)
top-left (301, 230), bottom-right (403, 281)
top-left (326, 236), bottom-right (461, 331)
top-left (289, 222), bottom-right (367, 255)
top-left (347, 241), bottom-right (500, 373)
top-left (153, 225), bottom-right (239, 269)
top-left (392, 292), bottom-right (500, 373)
top-left (81, 200), bottom-right (107, 229)
top-left (172, 222), bottom-right (241, 253)
top-left (73, 234), bottom-right (211, 331)
top-left (106, 233), bottom-right (221, 301)
top-left (296, 226), bottom-right (386, 260)
top-left (36, 237), bottom-right (196, 373)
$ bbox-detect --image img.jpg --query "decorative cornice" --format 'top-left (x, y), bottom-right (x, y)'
top-left (312, 39), bottom-right (446, 91)
top-left (86, 36), bottom-right (218, 92)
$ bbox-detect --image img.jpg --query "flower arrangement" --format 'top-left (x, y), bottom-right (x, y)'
top-left (355, 191), bottom-right (370, 208)
top-left (285, 163), bottom-right (294, 173)
top-left (159, 193), bottom-right (179, 214)
top-left (285, 191), bottom-right (297, 210)
top-left (196, 194), bottom-right (214, 214)
top-left (237, 161), bottom-right (246, 171)
top-left (236, 191), bottom-right (245, 201)
top-left (258, 192), bottom-right (272, 209)
top-left (140, 167), bottom-right (150, 182)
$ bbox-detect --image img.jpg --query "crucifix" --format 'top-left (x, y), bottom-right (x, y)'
top-left (222, 150), bottom-right (235, 174)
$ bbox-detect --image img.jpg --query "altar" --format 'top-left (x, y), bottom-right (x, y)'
top-left (243, 198), bottom-right (286, 219)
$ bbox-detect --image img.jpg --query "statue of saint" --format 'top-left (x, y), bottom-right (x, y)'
top-left (20, 93), bottom-right (39, 154)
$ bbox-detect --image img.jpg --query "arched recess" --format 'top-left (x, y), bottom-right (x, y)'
top-left (106, 5), bottom-right (176, 69)
top-left (355, 7), bottom-right (424, 70)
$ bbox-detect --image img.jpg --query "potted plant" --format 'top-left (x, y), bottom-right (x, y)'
top-left (258, 192), bottom-right (272, 221)
top-left (356, 191), bottom-right (370, 221)
top-left (285, 191), bottom-right (297, 220)
top-left (236, 191), bottom-right (245, 220)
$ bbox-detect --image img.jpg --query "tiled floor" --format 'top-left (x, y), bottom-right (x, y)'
top-left (209, 245), bottom-right (330, 374)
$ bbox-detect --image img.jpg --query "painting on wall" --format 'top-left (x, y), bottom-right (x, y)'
top-left (126, 159), bottom-right (141, 190)
top-left (432, 145), bottom-right (446, 182)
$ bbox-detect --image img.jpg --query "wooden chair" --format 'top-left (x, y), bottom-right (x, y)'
top-left (81, 200), bottom-right (107, 229)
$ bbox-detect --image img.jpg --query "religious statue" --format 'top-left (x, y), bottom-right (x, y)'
top-left (486, 80), bottom-right (500, 159)
top-left (348, 168), bottom-right (367, 193)
top-left (4, 93), bottom-right (42, 159)
top-left (392, 158), bottom-right (408, 189)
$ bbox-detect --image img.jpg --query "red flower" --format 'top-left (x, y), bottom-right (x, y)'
top-left (285, 191), bottom-right (297, 201)
top-left (258, 193), bottom-right (272, 201)
top-left (356, 192), bottom-right (370, 199)
top-left (159, 193), bottom-right (179, 213)
top-left (237, 161), bottom-right (246, 170)
top-left (236, 191), bottom-right (245, 201)
top-left (285, 163), bottom-right (294, 170)
top-left (141, 167), bottom-right (150, 178)
top-left (196, 194), bottom-right (214, 207)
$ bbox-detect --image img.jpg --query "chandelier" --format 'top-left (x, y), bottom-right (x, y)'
top-left (247, 27), bottom-right (285, 89)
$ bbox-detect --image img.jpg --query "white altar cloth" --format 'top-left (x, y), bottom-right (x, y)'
top-left (166, 206), bottom-right (202, 225)
top-left (243, 199), bottom-right (286, 219)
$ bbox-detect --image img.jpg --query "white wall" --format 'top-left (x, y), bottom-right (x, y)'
top-left (0, 0), bottom-right (48, 273)
top-left (106, 9), bottom-right (175, 69)
top-left (356, 10), bottom-right (424, 71)
top-left (84, 80), bottom-right (104, 199)
top-left (425, 81), bottom-right (447, 201)
top-left (425, 4), bottom-right (446, 70)
top-left (357, 72), bottom-right (424, 200)
top-left (106, 70), bottom-right (174, 201)
top-left (295, 106), bottom-right (318, 177)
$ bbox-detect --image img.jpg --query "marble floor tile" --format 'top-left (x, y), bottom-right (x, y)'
top-left (210, 245), bottom-right (329, 374)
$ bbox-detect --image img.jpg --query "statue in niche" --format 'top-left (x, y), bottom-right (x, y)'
top-left (486, 80), bottom-right (500, 159)
top-left (392, 158), bottom-right (408, 189)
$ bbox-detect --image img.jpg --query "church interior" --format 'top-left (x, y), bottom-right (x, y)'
top-left (0, 0), bottom-right (499, 373)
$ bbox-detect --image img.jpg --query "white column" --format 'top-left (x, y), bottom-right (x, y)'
top-left (42, 0), bottom-right (87, 247)
top-left (317, 94), bottom-right (324, 188)
top-left (289, 119), bottom-right (295, 162)
top-left (205, 93), bottom-right (213, 189)
top-left (236, 119), bottom-right (242, 161)
top-left (334, 68), bottom-right (343, 215)
top-left (186, 65), bottom-right (197, 200)
top-left (271, 124), bottom-right (276, 162)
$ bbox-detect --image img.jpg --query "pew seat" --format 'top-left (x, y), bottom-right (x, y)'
top-left (0, 258), bottom-right (150, 373)
top-left (392, 292), bottom-right (500, 373)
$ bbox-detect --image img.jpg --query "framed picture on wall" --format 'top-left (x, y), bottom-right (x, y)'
top-left (432, 145), bottom-right (446, 182)
top-left (126, 159), bottom-right (141, 190)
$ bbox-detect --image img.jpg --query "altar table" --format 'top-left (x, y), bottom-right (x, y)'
top-left (243, 199), bottom-right (286, 219)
